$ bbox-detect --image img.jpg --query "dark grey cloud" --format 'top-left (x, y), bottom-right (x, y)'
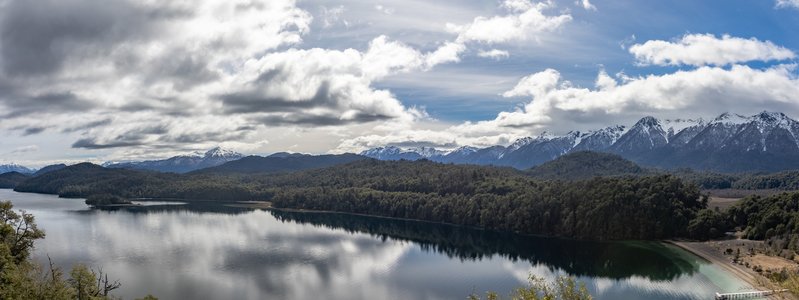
top-left (0, 91), bottom-right (96, 118)
top-left (61, 118), bottom-right (113, 133)
top-left (72, 122), bottom-right (256, 149)
top-left (72, 124), bottom-right (169, 149)
top-left (252, 113), bottom-right (391, 127)
top-left (160, 130), bottom-right (252, 144)
top-left (21, 126), bottom-right (47, 136)
top-left (218, 81), bottom-right (333, 114)
top-left (72, 138), bottom-right (145, 150)
top-left (220, 79), bottom-right (397, 126)
top-left (143, 50), bottom-right (220, 91)
top-left (9, 124), bottom-right (51, 136)
top-left (0, 0), bottom-right (186, 76)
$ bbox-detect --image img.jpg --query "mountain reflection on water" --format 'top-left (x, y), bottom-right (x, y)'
top-left (1, 189), bottom-right (750, 300)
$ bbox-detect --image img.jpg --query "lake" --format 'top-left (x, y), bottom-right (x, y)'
top-left (1, 189), bottom-right (752, 299)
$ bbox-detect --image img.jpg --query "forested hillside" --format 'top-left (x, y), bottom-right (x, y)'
top-left (270, 162), bottom-right (704, 240)
top-left (0, 172), bottom-right (29, 189)
top-left (526, 151), bottom-right (646, 180)
top-left (12, 159), bottom-right (708, 240)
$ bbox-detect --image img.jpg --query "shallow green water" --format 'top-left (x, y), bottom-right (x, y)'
top-left (1, 189), bottom-right (754, 299)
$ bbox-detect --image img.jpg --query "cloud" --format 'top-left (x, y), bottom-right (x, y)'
top-left (776, 0), bottom-right (799, 9)
top-left (0, 0), bottom-right (315, 126)
top-left (9, 145), bottom-right (39, 154)
top-left (320, 5), bottom-right (346, 28)
top-left (629, 34), bottom-right (796, 66)
top-left (425, 42), bottom-right (467, 67)
top-left (477, 49), bottom-right (510, 60)
top-left (71, 114), bottom-right (258, 150)
top-left (491, 64), bottom-right (799, 130)
top-left (576, 0), bottom-right (596, 11)
top-left (0, 0), bottom-right (164, 76)
top-left (0, 91), bottom-right (95, 118)
top-left (374, 5), bottom-right (395, 15)
top-left (339, 54), bottom-right (799, 152)
top-left (61, 118), bottom-right (113, 133)
top-left (217, 35), bottom-right (453, 127)
top-left (21, 127), bottom-right (48, 136)
top-left (447, 0), bottom-right (572, 44)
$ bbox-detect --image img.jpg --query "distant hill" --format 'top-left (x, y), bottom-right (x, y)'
top-left (14, 163), bottom-right (171, 197)
top-left (32, 164), bottom-right (67, 177)
top-left (527, 151), bottom-right (646, 180)
top-left (193, 153), bottom-right (367, 174)
top-left (0, 163), bottom-right (34, 174)
top-left (106, 147), bottom-right (244, 173)
top-left (0, 172), bottom-right (30, 188)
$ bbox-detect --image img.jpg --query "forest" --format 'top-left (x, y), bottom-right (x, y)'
top-left (12, 159), bottom-right (712, 240)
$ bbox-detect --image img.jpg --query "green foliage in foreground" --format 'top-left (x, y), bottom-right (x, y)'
top-left (469, 275), bottom-right (592, 300)
top-left (0, 201), bottom-right (155, 300)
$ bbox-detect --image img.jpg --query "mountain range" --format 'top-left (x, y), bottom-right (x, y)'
top-left (192, 152), bottom-right (365, 174)
top-left (0, 163), bottom-right (34, 174)
top-left (360, 111), bottom-right (799, 172)
top-left (3, 111), bottom-right (799, 176)
top-left (105, 147), bottom-right (244, 173)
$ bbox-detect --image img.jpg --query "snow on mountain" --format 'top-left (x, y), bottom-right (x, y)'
top-left (105, 147), bottom-right (244, 173)
top-left (711, 112), bottom-right (750, 126)
top-left (663, 118), bottom-right (705, 136)
top-left (204, 147), bottom-right (242, 159)
top-left (497, 131), bottom-right (583, 169)
top-left (0, 163), bottom-right (35, 174)
top-left (359, 146), bottom-right (425, 160)
top-left (359, 111), bottom-right (799, 172)
top-left (412, 147), bottom-right (448, 158)
top-left (507, 137), bottom-right (535, 152)
top-left (446, 146), bottom-right (478, 157)
top-left (572, 125), bottom-right (627, 152)
top-left (609, 116), bottom-right (669, 156)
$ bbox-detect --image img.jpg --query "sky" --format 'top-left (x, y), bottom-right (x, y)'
top-left (0, 0), bottom-right (798, 166)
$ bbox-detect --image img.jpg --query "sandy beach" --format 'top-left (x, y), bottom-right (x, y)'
top-left (670, 241), bottom-right (794, 299)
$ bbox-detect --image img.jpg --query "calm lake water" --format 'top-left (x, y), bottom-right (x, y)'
top-left (1, 189), bottom-right (753, 300)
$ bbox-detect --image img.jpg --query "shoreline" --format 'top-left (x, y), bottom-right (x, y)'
top-left (668, 240), bottom-right (791, 298)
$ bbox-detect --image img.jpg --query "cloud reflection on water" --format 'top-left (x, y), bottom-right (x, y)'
top-left (0, 189), bottom-right (751, 300)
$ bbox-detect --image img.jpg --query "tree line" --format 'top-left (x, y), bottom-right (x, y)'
top-left (14, 159), bottom-right (716, 240)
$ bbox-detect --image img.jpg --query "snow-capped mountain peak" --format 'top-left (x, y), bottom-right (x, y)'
top-left (447, 146), bottom-right (478, 156)
top-left (356, 111), bottom-right (799, 172)
top-left (0, 163), bottom-right (35, 174)
top-left (635, 116), bottom-right (662, 129)
top-left (204, 147), bottom-right (243, 159)
top-left (710, 112), bottom-right (750, 126)
top-left (411, 147), bottom-right (447, 158)
top-left (105, 147), bottom-right (245, 173)
top-left (508, 137), bottom-right (534, 151)
top-left (663, 118), bottom-right (705, 134)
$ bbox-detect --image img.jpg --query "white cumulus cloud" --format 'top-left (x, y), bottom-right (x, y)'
top-left (477, 49), bottom-right (510, 60)
top-left (576, 0), bottom-right (596, 11)
top-left (447, 0), bottom-right (572, 44)
top-left (776, 0), bottom-right (799, 9)
top-left (629, 33), bottom-right (796, 66)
